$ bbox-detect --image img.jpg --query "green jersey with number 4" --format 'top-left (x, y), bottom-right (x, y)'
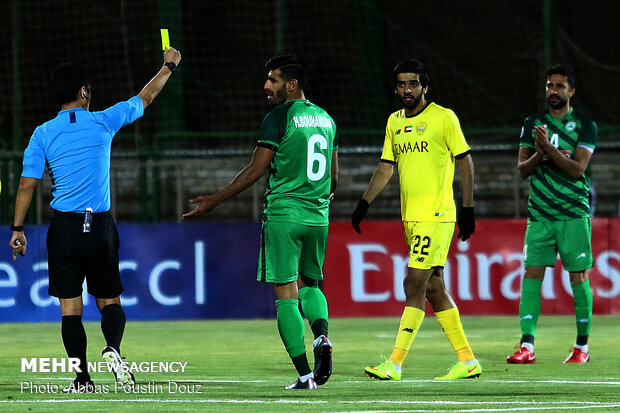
top-left (519, 108), bottom-right (597, 222)
top-left (258, 99), bottom-right (338, 226)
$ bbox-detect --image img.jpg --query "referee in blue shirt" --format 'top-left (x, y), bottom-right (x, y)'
top-left (9, 47), bottom-right (181, 393)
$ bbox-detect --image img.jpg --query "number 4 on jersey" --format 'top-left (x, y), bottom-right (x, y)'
top-left (549, 133), bottom-right (559, 148)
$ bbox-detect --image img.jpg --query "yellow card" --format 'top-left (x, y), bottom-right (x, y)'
top-left (160, 29), bottom-right (170, 50)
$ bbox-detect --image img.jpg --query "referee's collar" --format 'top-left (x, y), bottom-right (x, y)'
top-left (58, 107), bottom-right (87, 114)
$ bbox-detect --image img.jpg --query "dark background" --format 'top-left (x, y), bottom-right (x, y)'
top-left (1, 0), bottom-right (619, 222)
top-left (2, 0), bottom-right (619, 151)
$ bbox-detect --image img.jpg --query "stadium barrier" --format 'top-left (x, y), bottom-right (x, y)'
top-left (325, 219), bottom-right (620, 316)
top-left (1, 219), bottom-right (619, 322)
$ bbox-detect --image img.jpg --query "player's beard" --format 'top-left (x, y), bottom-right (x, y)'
top-left (267, 86), bottom-right (288, 106)
top-left (547, 94), bottom-right (568, 110)
top-left (402, 91), bottom-right (423, 110)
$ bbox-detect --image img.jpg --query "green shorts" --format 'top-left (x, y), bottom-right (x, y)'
top-left (403, 221), bottom-right (455, 269)
top-left (523, 217), bottom-right (592, 272)
top-left (257, 220), bottom-right (328, 284)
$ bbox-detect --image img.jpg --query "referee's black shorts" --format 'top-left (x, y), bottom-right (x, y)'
top-left (47, 210), bottom-right (124, 299)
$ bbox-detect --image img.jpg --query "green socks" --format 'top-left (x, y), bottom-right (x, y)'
top-left (571, 280), bottom-right (593, 344)
top-left (276, 290), bottom-right (329, 377)
top-left (299, 286), bottom-right (329, 338)
top-left (519, 278), bottom-right (543, 342)
top-left (276, 299), bottom-right (307, 360)
top-left (520, 278), bottom-right (592, 347)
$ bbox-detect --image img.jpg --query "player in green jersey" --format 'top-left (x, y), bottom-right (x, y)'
top-left (508, 65), bottom-right (597, 365)
top-left (184, 54), bottom-right (338, 389)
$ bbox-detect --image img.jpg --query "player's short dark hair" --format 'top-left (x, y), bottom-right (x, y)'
top-left (393, 59), bottom-right (429, 88)
top-left (50, 62), bottom-right (91, 105)
top-left (546, 64), bottom-right (575, 89)
top-left (265, 53), bottom-right (310, 89)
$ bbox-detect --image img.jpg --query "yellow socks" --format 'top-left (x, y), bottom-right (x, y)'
top-left (436, 307), bottom-right (475, 362)
top-left (388, 306), bottom-right (425, 366)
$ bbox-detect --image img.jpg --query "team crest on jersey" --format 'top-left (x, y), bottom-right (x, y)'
top-left (404, 126), bottom-right (413, 133)
top-left (565, 121), bottom-right (576, 132)
top-left (415, 122), bottom-right (427, 135)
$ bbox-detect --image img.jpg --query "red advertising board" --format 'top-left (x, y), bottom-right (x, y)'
top-left (324, 219), bottom-right (620, 316)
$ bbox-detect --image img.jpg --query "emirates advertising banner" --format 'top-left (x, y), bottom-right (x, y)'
top-left (1, 219), bottom-right (619, 322)
top-left (324, 219), bottom-right (620, 316)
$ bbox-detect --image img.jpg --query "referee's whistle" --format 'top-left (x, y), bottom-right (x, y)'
top-left (83, 208), bottom-right (93, 233)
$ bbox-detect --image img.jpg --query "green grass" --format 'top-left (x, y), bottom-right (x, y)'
top-left (1, 316), bottom-right (620, 412)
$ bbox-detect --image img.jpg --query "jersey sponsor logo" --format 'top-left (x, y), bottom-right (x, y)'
top-left (404, 125), bottom-right (413, 133)
top-left (415, 122), bottom-right (427, 135)
top-left (293, 115), bottom-right (333, 129)
top-left (394, 140), bottom-right (429, 155)
top-left (565, 121), bottom-right (576, 132)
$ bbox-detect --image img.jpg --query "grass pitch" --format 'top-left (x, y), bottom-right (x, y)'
top-left (1, 315), bottom-right (620, 412)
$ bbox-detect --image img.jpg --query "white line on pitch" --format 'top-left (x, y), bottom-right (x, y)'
top-left (338, 405), bottom-right (620, 413)
top-left (338, 401), bottom-right (620, 405)
top-left (487, 379), bottom-right (620, 385)
top-left (34, 378), bottom-right (267, 383)
top-left (0, 399), bottom-right (327, 404)
top-left (3, 400), bottom-right (619, 408)
top-left (346, 379), bottom-right (620, 385)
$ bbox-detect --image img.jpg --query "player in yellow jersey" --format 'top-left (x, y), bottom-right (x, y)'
top-left (351, 59), bottom-right (481, 380)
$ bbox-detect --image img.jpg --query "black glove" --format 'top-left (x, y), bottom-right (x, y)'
top-left (351, 199), bottom-right (369, 234)
top-left (457, 206), bottom-right (475, 241)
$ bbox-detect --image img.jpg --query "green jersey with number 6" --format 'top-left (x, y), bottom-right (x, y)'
top-left (258, 99), bottom-right (338, 226)
top-left (519, 108), bottom-right (597, 222)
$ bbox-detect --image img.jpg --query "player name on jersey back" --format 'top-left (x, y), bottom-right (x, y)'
top-left (293, 115), bottom-right (333, 129)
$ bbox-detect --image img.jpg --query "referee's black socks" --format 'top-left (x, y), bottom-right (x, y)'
top-left (61, 315), bottom-right (91, 382)
top-left (100, 304), bottom-right (126, 354)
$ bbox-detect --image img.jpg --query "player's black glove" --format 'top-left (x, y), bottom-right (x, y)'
top-left (457, 206), bottom-right (475, 241)
top-left (351, 199), bottom-right (369, 234)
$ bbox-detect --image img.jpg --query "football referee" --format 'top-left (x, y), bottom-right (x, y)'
top-left (9, 47), bottom-right (181, 393)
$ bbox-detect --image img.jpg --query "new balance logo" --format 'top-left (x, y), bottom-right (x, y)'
top-left (520, 315), bottom-right (534, 321)
top-left (402, 328), bottom-right (414, 333)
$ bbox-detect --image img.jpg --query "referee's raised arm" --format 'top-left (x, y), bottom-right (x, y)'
top-left (6, 44), bottom-right (182, 393)
top-left (138, 47), bottom-right (182, 108)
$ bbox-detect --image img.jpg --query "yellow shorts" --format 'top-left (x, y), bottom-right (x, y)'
top-left (403, 221), bottom-right (455, 269)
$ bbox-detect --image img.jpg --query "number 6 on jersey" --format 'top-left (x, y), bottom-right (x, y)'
top-left (307, 134), bottom-right (328, 181)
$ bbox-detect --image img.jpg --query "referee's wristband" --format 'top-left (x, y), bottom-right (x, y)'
top-left (10, 224), bottom-right (24, 232)
top-left (163, 62), bottom-right (176, 72)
